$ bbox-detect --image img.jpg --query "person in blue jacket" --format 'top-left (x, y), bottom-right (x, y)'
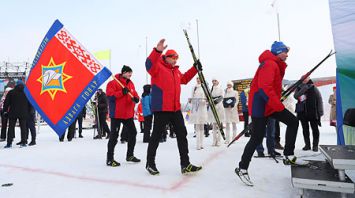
top-left (141, 84), bottom-right (152, 143)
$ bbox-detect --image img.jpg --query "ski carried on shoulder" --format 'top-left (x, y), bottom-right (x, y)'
top-left (183, 29), bottom-right (225, 140)
top-left (228, 50), bottom-right (336, 148)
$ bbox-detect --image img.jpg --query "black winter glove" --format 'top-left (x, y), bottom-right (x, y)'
top-left (194, 59), bottom-right (202, 71)
top-left (122, 87), bottom-right (129, 95)
top-left (132, 97), bottom-right (139, 103)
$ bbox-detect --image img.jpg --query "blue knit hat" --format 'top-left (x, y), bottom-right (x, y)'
top-left (271, 41), bottom-right (289, 55)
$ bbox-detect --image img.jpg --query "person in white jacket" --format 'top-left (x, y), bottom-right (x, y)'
top-left (189, 77), bottom-right (208, 150)
top-left (223, 81), bottom-right (239, 144)
top-left (209, 78), bottom-right (225, 146)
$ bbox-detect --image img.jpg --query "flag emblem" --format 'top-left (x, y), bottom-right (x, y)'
top-left (37, 57), bottom-right (73, 100)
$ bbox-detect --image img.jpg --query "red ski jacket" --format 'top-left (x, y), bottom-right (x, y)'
top-left (248, 50), bottom-right (286, 117)
top-left (145, 48), bottom-right (198, 112)
top-left (106, 74), bottom-right (139, 119)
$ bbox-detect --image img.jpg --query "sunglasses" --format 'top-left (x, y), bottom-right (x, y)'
top-left (167, 55), bottom-right (179, 60)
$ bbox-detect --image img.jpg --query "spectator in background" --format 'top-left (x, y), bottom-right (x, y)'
top-left (3, 80), bottom-right (29, 148)
top-left (328, 86), bottom-right (336, 127)
top-left (240, 88), bottom-right (250, 137)
top-left (0, 87), bottom-right (13, 142)
top-left (94, 89), bottom-right (110, 139)
top-left (141, 84), bottom-right (152, 143)
top-left (136, 101), bottom-right (144, 134)
top-left (77, 106), bottom-right (86, 138)
top-left (209, 78), bottom-right (225, 147)
top-left (294, 77), bottom-right (323, 152)
top-left (60, 121), bottom-right (76, 142)
top-left (223, 81), bottom-right (239, 144)
top-left (26, 103), bottom-right (37, 146)
top-left (189, 77), bottom-right (208, 150)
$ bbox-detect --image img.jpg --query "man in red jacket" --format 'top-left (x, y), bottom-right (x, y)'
top-left (145, 39), bottom-right (202, 175)
top-left (105, 65), bottom-right (141, 167)
top-left (235, 41), bottom-right (304, 186)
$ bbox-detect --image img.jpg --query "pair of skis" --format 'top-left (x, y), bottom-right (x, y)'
top-left (227, 50), bottom-right (336, 148)
top-left (183, 30), bottom-right (226, 140)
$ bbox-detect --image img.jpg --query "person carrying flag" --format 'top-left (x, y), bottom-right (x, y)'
top-left (105, 65), bottom-right (141, 167)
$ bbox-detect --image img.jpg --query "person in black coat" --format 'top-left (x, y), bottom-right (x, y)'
top-left (294, 77), bottom-right (323, 152)
top-left (76, 106), bottom-right (86, 138)
top-left (3, 80), bottom-right (29, 148)
top-left (94, 89), bottom-right (110, 139)
top-left (26, 103), bottom-right (37, 146)
top-left (59, 121), bottom-right (76, 142)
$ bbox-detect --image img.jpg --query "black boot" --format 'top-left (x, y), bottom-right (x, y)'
top-left (312, 146), bottom-right (318, 152)
top-left (302, 145), bottom-right (311, 151)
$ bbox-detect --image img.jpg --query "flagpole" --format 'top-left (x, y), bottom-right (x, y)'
top-left (277, 12), bottom-right (281, 41)
top-left (271, 0), bottom-right (281, 41)
top-left (196, 19), bottom-right (200, 58)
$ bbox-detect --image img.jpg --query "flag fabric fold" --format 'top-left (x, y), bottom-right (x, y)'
top-left (25, 19), bottom-right (112, 137)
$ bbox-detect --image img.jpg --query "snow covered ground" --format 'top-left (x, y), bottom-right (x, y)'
top-left (1, 121), bottom-right (354, 198)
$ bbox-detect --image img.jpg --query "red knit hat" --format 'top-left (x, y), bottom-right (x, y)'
top-left (165, 49), bottom-right (179, 58)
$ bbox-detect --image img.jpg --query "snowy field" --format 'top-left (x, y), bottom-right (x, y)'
top-left (1, 121), bottom-right (354, 198)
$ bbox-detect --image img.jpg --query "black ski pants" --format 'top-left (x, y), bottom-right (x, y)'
top-left (7, 118), bottom-right (27, 144)
top-left (243, 111), bottom-right (249, 130)
top-left (275, 120), bottom-right (281, 144)
top-left (26, 113), bottom-right (36, 143)
top-left (107, 118), bottom-right (137, 160)
top-left (239, 109), bottom-right (299, 170)
top-left (1, 111), bottom-right (9, 139)
top-left (143, 115), bottom-right (153, 142)
top-left (60, 121), bottom-right (76, 141)
top-left (98, 112), bottom-right (110, 137)
top-left (147, 111), bottom-right (190, 167)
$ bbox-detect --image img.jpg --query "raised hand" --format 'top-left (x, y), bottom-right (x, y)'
top-left (156, 39), bottom-right (168, 52)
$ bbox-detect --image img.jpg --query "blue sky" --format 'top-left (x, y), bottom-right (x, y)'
top-left (0, 0), bottom-right (335, 100)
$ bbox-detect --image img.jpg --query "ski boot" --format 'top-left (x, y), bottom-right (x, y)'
top-left (235, 167), bottom-right (253, 186)
top-left (146, 163), bottom-right (159, 175)
top-left (283, 155), bottom-right (309, 166)
top-left (126, 156), bottom-right (141, 163)
top-left (106, 159), bottom-right (120, 167)
top-left (181, 164), bottom-right (202, 174)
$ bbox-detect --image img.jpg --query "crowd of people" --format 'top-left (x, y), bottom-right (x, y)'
top-left (0, 39), bottom-right (337, 181)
